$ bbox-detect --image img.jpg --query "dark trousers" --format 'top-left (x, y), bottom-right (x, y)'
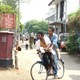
top-left (42, 52), bottom-right (53, 71)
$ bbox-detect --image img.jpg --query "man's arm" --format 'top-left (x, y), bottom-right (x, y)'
top-left (52, 34), bottom-right (58, 48)
top-left (44, 36), bottom-right (53, 51)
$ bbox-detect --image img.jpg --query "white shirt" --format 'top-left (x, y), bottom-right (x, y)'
top-left (35, 35), bottom-right (56, 55)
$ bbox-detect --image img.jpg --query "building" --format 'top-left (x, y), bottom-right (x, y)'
top-left (47, 0), bottom-right (80, 35)
top-left (47, 0), bottom-right (67, 35)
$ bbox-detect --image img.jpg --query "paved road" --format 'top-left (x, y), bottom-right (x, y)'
top-left (0, 41), bottom-right (80, 80)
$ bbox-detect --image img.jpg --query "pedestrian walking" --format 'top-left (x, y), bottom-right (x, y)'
top-left (29, 33), bottom-right (34, 49)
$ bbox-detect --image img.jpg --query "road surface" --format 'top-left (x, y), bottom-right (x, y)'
top-left (0, 41), bottom-right (80, 80)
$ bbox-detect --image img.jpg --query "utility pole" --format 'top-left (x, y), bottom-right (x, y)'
top-left (17, 0), bottom-right (20, 41)
top-left (16, 0), bottom-right (29, 41)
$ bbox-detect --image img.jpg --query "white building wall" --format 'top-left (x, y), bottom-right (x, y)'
top-left (55, 2), bottom-right (60, 21)
top-left (58, 2), bottom-right (60, 21)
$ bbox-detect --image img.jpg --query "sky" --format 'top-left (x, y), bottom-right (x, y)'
top-left (67, 0), bottom-right (79, 14)
top-left (20, 0), bottom-right (51, 23)
top-left (20, 0), bottom-right (79, 24)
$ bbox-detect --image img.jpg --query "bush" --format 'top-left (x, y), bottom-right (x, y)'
top-left (76, 37), bottom-right (80, 52)
top-left (66, 34), bottom-right (78, 54)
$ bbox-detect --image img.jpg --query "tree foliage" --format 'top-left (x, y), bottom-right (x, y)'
top-left (66, 9), bottom-right (80, 54)
top-left (19, 23), bottom-right (24, 32)
top-left (67, 8), bottom-right (80, 33)
top-left (1, 0), bottom-right (31, 10)
top-left (2, 0), bottom-right (18, 10)
top-left (24, 20), bottom-right (48, 34)
top-left (0, 4), bottom-right (16, 14)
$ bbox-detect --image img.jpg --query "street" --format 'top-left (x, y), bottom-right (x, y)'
top-left (0, 0), bottom-right (80, 80)
top-left (0, 41), bottom-right (80, 80)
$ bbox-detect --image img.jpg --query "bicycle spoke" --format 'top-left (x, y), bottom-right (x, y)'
top-left (57, 59), bottom-right (64, 79)
top-left (30, 62), bottom-right (47, 80)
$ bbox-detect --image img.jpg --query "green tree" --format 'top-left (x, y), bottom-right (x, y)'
top-left (67, 8), bottom-right (80, 33)
top-left (19, 23), bottom-right (24, 32)
top-left (2, 0), bottom-right (31, 10)
top-left (2, 0), bottom-right (18, 10)
top-left (0, 4), bottom-right (16, 14)
top-left (24, 20), bottom-right (48, 34)
top-left (66, 9), bottom-right (80, 54)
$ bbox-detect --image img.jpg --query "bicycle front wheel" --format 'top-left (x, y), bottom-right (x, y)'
top-left (57, 59), bottom-right (65, 79)
top-left (30, 61), bottom-right (48, 80)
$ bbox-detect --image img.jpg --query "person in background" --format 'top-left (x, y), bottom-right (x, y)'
top-left (21, 34), bottom-right (25, 43)
top-left (29, 33), bottom-right (34, 49)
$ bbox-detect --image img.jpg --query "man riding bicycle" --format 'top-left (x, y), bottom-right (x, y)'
top-left (35, 32), bottom-right (58, 78)
top-left (48, 27), bottom-right (60, 78)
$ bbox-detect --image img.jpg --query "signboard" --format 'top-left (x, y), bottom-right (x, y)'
top-left (0, 14), bottom-right (16, 29)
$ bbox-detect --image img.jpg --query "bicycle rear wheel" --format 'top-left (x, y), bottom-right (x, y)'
top-left (30, 61), bottom-right (48, 80)
top-left (57, 59), bottom-right (65, 79)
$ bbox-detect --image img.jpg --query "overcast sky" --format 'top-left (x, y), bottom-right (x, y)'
top-left (20, 0), bottom-right (79, 24)
top-left (67, 0), bottom-right (79, 14)
top-left (20, 0), bottom-right (51, 23)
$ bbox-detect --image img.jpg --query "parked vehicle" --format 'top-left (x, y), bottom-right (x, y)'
top-left (59, 33), bottom-right (70, 51)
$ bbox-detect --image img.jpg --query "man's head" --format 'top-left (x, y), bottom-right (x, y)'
top-left (37, 32), bottom-right (44, 40)
top-left (48, 27), bottom-right (54, 35)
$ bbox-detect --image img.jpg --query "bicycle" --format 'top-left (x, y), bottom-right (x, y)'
top-left (30, 51), bottom-right (65, 80)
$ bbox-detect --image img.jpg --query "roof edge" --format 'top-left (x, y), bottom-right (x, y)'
top-left (49, 21), bottom-right (65, 25)
top-left (48, 0), bottom-right (54, 6)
